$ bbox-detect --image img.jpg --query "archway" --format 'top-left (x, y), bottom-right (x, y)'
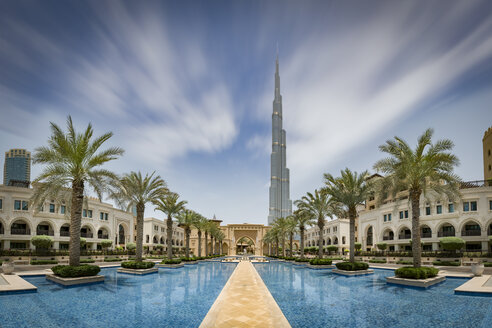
top-left (60, 224), bottom-right (70, 237)
top-left (0, 220), bottom-right (4, 234)
top-left (461, 220), bottom-right (482, 237)
top-left (236, 236), bottom-right (255, 255)
top-left (36, 221), bottom-right (55, 236)
top-left (160, 236), bottom-right (165, 244)
top-left (153, 235), bottom-right (158, 244)
top-left (366, 226), bottom-right (373, 246)
top-left (81, 225), bottom-right (93, 238)
top-left (10, 218), bottom-right (31, 235)
top-left (97, 227), bottom-right (109, 239)
top-left (118, 224), bottom-right (126, 244)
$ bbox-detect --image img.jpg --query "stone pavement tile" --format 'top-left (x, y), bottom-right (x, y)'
top-left (200, 261), bottom-right (291, 328)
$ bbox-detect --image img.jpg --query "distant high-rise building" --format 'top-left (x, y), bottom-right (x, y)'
top-left (268, 55), bottom-right (292, 225)
top-left (484, 126), bottom-right (492, 181)
top-left (4, 149), bottom-right (31, 187)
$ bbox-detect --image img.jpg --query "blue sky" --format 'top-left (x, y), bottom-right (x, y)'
top-left (1, 0), bottom-right (492, 225)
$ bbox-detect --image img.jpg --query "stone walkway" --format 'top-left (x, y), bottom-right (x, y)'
top-left (200, 261), bottom-right (291, 328)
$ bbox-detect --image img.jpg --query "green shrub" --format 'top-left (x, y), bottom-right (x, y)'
top-left (155, 244), bottom-right (164, 250)
top-left (376, 243), bottom-right (387, 251)
top-left (80, 238), bottom-right (86, 247)
top-left (100, 240), bottom-right (113, 249)
top-left (121, 261), bottom-right (155, 269)
top-left (104, 258), bottom-right (122, 262)
top-left (484, 262), bottom-right (492, 267)
top-left (369, 259), bottom-right (387, 263)
top-left (51, 265), bottom-right (100, 277)
top-left (126, 243), bottom-right (136, 251)
top-left (354, 242), bottom-right (362, 250)
top-left (327, 257), bottom-right (344, 261)
top-left (325, 246), bottom-right (337, 252)
top-left (294, 258), bottom-right (310, 262)
top-left (335, 262), bottom-right (369, 271)
top-left (161, 259), bottom-right (182, 264)
top-left (284, 257), bottom-right (296, 261)
top-left (80, 259), bottom-right (96, 263)
top-left (397, 260), bottom-right (413, 265)
top-left (31, 236), bottom-right (53, 249)
top-left (180, 257), bottom-right (197, 262)
top-left (309, 259), bottom-right (332, 265)
top-left (395, 266), bottom-right (439, 279)
top-left (30, 260), bottom-right (58, 265)
top-left (432, 260), bottom-right (460, 266)
top-left (439, 237), bottom-right (465, 251)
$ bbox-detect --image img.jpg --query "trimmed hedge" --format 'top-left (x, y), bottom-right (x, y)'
top-left (336, 262), bottom-right (369, 271)
top-left (327, 257), bottom-right (344, 261)
top-left (484, 262), bottom-right (492, 267)
top-left (397, 260), bottom-right (413, 265)
top-left (80, 259), bottom-right (96, 264)
top-left (161, 259), bottom-right (182, 264)
top-left (103, 258), bottom-right (122, 262)
top-left (368, 259), bottom-right (387, 263)
top-left (30, 260), bottom-right (58, 265)
top-left (126, 243), bottom-right (136, 251)
top-left (180, 257), bottom-right (197, 262)
top-left (121, 261), bottom-right (155, 269)
top-left (309, 259), bottom-right (332, 265)
top-left (395, 266), bottom-right (439, 279)
top-left (439, 237), bottom-right (465, 251)
top-left (433, 261), bottom-right (460, 266)
top-left (284, 257), bottom-right (296, 261)
top-left (31, 235), bottom-right (54, 249)
top-left (294, 258), bottom-right (310, 262)
top-left (51, 265), bottom-right (100, 278)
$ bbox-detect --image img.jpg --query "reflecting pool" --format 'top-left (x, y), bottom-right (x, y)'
top-left (255, 262), bottom-right (492, 328)
top-left (0, 262), bottom-right (236, 328)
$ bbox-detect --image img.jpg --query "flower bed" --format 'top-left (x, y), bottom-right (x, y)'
top-left (335, 262), bottom-right (369, 271)
top-left (51, 265), bottom-right (101, 278)
top-left (161, 259), bottom-right (182, 265)
top-left (121, 261), bottom-right (155, 269)
top-left (309, 259), bottom-right (332, 265)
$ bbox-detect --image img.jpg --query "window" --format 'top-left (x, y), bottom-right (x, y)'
top-left (436, 205), bottom-right (442, 214)
top-left (463, 201), bottom-right (477, 212)
top-left (22, 201), bottom-right (28, 211)
top-left (448, 203), bottom-right (454, 213)
top-left (61, 205), bottom-right (66, 214)
top-left (405, 210), bottom-right (408, 218)
top-left (490, 200), bottom-right (492, 211)
top-left (399, 211), bottom-right (404, 219)
top-left (0, 198), bottom-right (2, 210)
top-left (154, 225), bottom-right (158, 231)
top-left (104, 213), bottom-right (108, 221)
top-left (425, 206), bottom-right (431, 215)
top-left (49, 203), bottom-right (55, 213)
top-left (14, 200), bottom-right (21, 210)
top-left (88, 210), bottom-right (93, 218)
top-left (83, 209), bottom-right (87, 217)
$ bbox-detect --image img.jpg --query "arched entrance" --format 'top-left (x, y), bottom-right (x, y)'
top-left (118, 224), bottom-right (126, 245)
top-left (236, 236), bottom-right (255, 255)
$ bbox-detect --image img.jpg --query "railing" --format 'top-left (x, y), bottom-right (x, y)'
top-left (98, 234), bottom-right (109, 239)
top-left (81, 232), bottom-right (93, 238)
top-left (60, 230), bottom-right (70, 237)
top-left (11, 229), bottom-right (30, 235)
top-left (438, 231), bottom-right (455, 237)
top-left (36, 230), bottom-right (54, 236)
top-left (383, 236), bottom-right (394, 241)
top-left (461, 230), bottom-right (481, 237)
top-left (398, 234), bottom-right (411, 240)
top-left (356, 250), bottom-right (492, 258)
top-left (0, 249), bottom-right (137, 257)
top-left (460, 180), bottom-right (492, 189)
top-left (421, 232), bottom-right (432, 238)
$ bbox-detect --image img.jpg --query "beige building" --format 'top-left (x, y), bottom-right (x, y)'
top-left (138, 217), bottom-right (184, 250)
top-left (484, 126), bottom-right (492, 181)
top-left (189, 221), bottom-right (273, 256)
top-left (0, 185), bottom-right (134, 250)
top-left (305, 218), bottom-right (351, 253)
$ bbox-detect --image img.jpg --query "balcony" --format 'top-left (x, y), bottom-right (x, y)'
top-left (421, 232), bottom-right (432, 238)
top-left (36, 229), bottom-right (54, 236)
top-left (460, 180), bottom-right (492, 189)
top-left (60, 230), bottom-right (70, 237)
top-left (383, 236), bottom-right (394, 241)
top-left (11, 228), bottom-right (31, 235)
top-left (0, 228), bottom-right (4, 234)
top-left (438, 231), bottom-right (455, 237)
top-left (461, 230), bottom-right (481, 237)
top-left (398, 234), bottom-right (411, 240)
top-left (98, 234), bottom-right (109, 239)
top-left (81, 232), bottom-right (93, 238)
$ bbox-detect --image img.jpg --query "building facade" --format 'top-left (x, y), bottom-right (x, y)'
top-left (268, 55), bottom-right (292, 225)
top-left (0, 185), bottom-right (134, 250)
top-left (140, 217), bottom-right (184, 250)
top-left (4, 149), bottom-right (31, 187)
top-left (305, 218), bottom-right (351, 253)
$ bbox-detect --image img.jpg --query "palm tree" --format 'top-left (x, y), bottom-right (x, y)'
top-left (263, 230), bottom-right (275, 256)
top-left (274, 217), bottom-right (289, 257)
top-left (31, 116), bottom-right (123, 266)
top-left (323, 169), bottom-right (370, 263)
top-left (285, 215), bottom-right (298, 257)
top-left (154, 193), bottom-right (187, 259)
top-left (295, 190), bottom-right (334, 259)
top-left (177, 209), bottom-right (199, 258)
top-left (193, 215), bottom-right (208, 257)
top-left (203, 220), bottom-right (212, 256)
top-left (374, 128), bottom-right (460, 268)
top-left (293, 208), bottom-right (315, 259)
top-left (216, 231), bottom-right (226, 255)
top-left (110, 171), bottom-right (167, 262)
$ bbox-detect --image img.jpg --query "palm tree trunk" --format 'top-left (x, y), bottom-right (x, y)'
top-left (69, 180), bottom-right (84, 266)
top-left (167, 214), bottom-right (173, 259)
top-left (349, 208), bottom-right (356, 263)
top-left (205, 232), bottom-right (208, 256)
top-left (136, 202), bottom-right (145, 262)
top-left (410, 191), bottom-right (422, 268)
top-left (198, 230), bottom-right (202, 257)
top-left (185, 227), bottom-right (191, 258)
top-left (282, 236), bottom-right (286, 257)
top-left (300, 225), bottom-right (305, 259)
top-left (318, 217), bottom-right (324, 259)
top-left (289, 232), bottom-right (293, 257)
top-left (275, 238), bottom-right (279, 256)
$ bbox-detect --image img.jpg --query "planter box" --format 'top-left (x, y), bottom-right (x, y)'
top-left (117, 267), bottom-right (158, 275)
top-left (332, 269), bottom-right (374, 276)
top-left (307, 264), bottom-right (335, 270)
top-left (157, 263), bottom-right (184, 269)
top-left (183, 261), bottom-right (198, 265)
top-left (386, 275), bottom-right (445, 288)
top-left (46, 274), bottom-right (105, 286)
